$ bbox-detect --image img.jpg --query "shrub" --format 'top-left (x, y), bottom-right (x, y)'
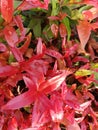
top-left (0, 0), bottom-right (98, 129)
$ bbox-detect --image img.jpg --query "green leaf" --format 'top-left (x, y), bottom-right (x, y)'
top-left (51, 0), bottom-right (59, 16)
top-left (42, 25), bottom-right (54, 41)
top-left (91, 63), bottom-right (98, 69)
top-left (14, 0), bottom-right (22, 9)
top-left (93, 72), bottom-right (98, 81)
top-left (28, 18), bottom-right (41, 37)
top-left (71, 9), bottom-right (83, 20)
top-left (62, 17), bottom-right (71, 40)
top-left (75, 69), bottom-right (92, 76)
top-left (61, 6), bottom-right (71, 16)
top-left (79, 5), bottom-right (92, 13)
top-left (8, 54), bottom-right (16, 64)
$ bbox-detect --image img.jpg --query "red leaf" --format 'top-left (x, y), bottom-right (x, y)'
top-left (17, 0), bottom-right (49, 11)
top-left (23, 76), bottom-right (36, 91)
top-left (17, 1), bottom-right (33, 11)
top-left (72, 56), bottom-right (89, 63)
top-left (59, 23), bottom-right (67, 38)
top-left (1, 0), bottom-right (13, 23)
top-left (61, 84), bottom-right (80, 109)
top-left (77, 20), bottom-right (91, 52)
top-left (48, 16), bottom-right (60, 20)
top-left (14, 15), bottom-right (26, 41)
top-left (31, 96), bottom-right (51, 128)
top-left (83, 0), bottom-right (98, 7)
top-left (0, 43), bottom-right (7, 52)
top-left (3, 26), bottom-right (18, 47)
top-left (39, 70), bottom-right (70, 93)
top-left (45, 49), bottom-right (63, 59)
top-left (91, 22), bottom-right (98, 30)
top-left (50, 93), bottom-right (64, 122)
top-left (0, 65), bottom-right (18, 77)
top-left (2, 90), bottom-right (36, 110)
top-left (7, 117), bottom-right (18, 130)
top-left (53, 123), bottom-right (61, 130)
top-left (19, 33), bottom-right (32, 54)
top-left (10, 47), bottom-right (24, 62)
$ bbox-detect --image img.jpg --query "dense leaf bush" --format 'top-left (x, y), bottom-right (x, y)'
top-left (0, 0), bottom-right (98, 129)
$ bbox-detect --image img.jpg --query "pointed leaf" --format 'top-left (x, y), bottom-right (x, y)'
top-left (8, 117), bottom-right (18, 130)
top-left (1, 0), bottom-right (13, 23)
top-left (17, 1), bottom-right (33, 11)
top-left (3, 26), bottom-right (18, 47)
top-left (0, 65), bottom-right (18, 77)
top-left (39, 70), bottom-right (70, 93)
top-left (37, 38), bottom-right (43, 55)
top-left (19, 33), bottom-right (31, 54)
top-left (77, 20), bottom-right (91, 52)
top-left (23, 76), bottom-right (36, 91)
top-left (14, 15), bottom-right (26, 41)
top-left (2, 90), bottom-right (36, 110)
top-left (67, 121), bottom-right (80, 130)
top-left (51, 24), bottom-right (59, 38)
top-left (75, 69), bottom-right (92, 77)
top-left (10, 47), bottom-right (24, 62)
top-left (0, 43), bottom-right (7, 52)
top-left (17, 0), bottom-right (49, 10)
top-left (59, 23), bottom-right (67, 38)
top-left (83, 0), bottom-right (98, 7)
top-left (50, 93), bottom-right (64, 122)
top-left (62, 17), bottom-right (71, 40)
top-left (45, 49), bottom-right (63, 59)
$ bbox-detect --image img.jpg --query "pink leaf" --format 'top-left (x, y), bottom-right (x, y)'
top-left (61, 84), bottom-right (80, 109)
top-left (39, 70), bottom-right (70, 93)
top-left (77, 20), bottom-right (91, 52)
top-left (72, 56), bottom-right (89, 63)
top-left (37, 38), bottom-right (43, 55)
top-left (2, 90), bottom-right (36, 110)
top-left (17, 0), bottom-right (49, 10)
top-left (82, 10), bottom-right (93, 20)
top-left (53, 123), bottom-right (61, 130)
top-left (79, 101), bottom-right (92, 111)
top-left (83, 0), bottom-right (98, 7)
top-left (6, 74), bottom-right (22, 87)
top-left (66, 121), bottom-right (80, 130)
top-left (81, 121), bottom-right (87, 130)
top-left (0, 43), bottom-right (7, 52)
top-left (91, 22), bottom-right (98, 30)
top-left (3, 25), bottom-right (18, 47)
top-left (23, 60), bottom-right (46, 86)
top-left (23, 76), bottom-right (36, 91)
top-left (14, 15), bottom-right (26, 41)
top-left (50, 93), bottom-right (64, 122)
top-left (0, 65), bottom-right (18, 77)
top-left (45, 49), bottom-right (63, 59)
top-left (51, 24), bottom-right (59, 38)
top-left (17, 1), bottom-right (33, 11)
top-left (32, 96), bottom-right (51, 128)
top-left (48, 16), bottom-right (60, 20)
top-left (10, 47), bottom-right (24, 62)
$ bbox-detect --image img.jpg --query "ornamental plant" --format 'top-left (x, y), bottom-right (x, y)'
top-left (0, 0), bottom-right (98, 129)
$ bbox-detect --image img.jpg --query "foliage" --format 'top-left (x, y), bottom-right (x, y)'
top-left (0, 0), bottom-right (98, 129)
